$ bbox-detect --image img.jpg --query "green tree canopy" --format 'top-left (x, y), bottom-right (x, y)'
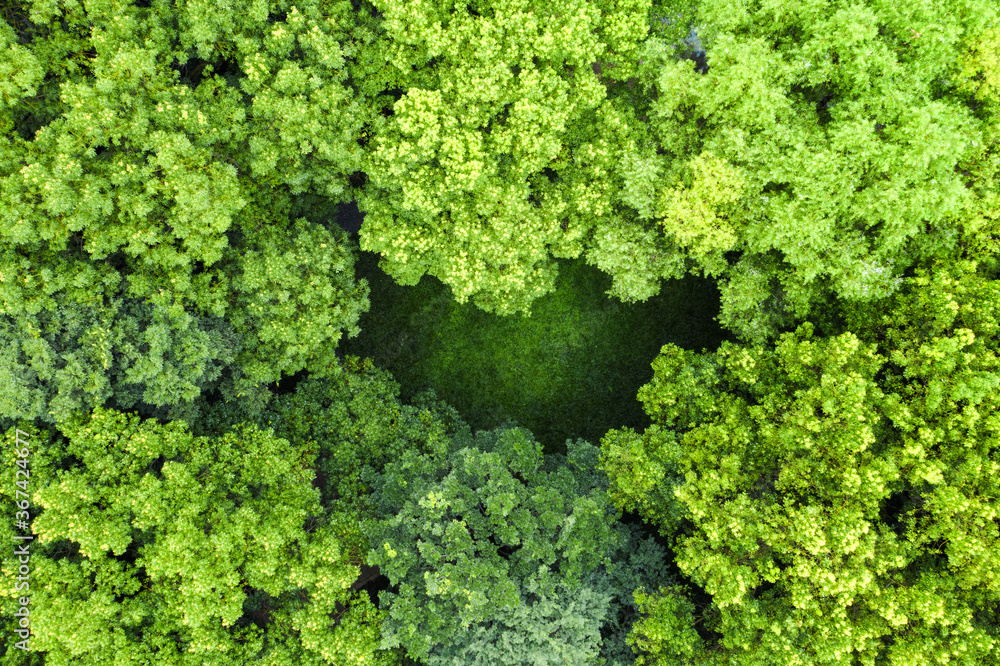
top-left (3, 1), bottom-right (999, 664)
top-left (1, 0), bottom-right (372, 424)
top-left (255, 355), bottom-right (473, 520)
top-left (0, 408), bottom-right (391, 665)
top-left (602, 0), bottom-right (1000, 344)
top-left (599, 257), bottom-right (1000, 664)
top-left (361, 424), bottom-right (673, 664)
top-left (349, 0), bottom-right (1000, 345)
top-left (354, 0), bottom-right (655, 316)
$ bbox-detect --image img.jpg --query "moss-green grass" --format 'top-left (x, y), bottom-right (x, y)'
top-left (341, 248), bottom-right (730, 455)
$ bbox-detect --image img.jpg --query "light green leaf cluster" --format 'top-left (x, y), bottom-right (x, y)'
top-left (655, 150), bottom-right (744, 268)
top-left (0, 20), bottom-right (44, 113)
top-left (0, 408), bottom-right (389, 665)
top-left (356, 0), bottom-right (654, 316)
top-left (955, 22), bottom-right (1000, 105)
top-left (949, 19), bottom-right (1000, 274)
top-left (579, 96), bottom-right (696, 303)
top-left (223, 217), bottom-right (369, 397)
top-left (605, 0), bottom-right (1000, 343)
top-left (1, 0), bottom-right (372, 424)
top-left (601, 258), bottom-right (1000, 664)
top-left (345, 0), bottom-right (997, 329)
top-left (843, 258), bottom-right (1000, 599)
top-left (625, 585), bottom-right (702, 665)
top-left (597, 425), bottom-right (687, 546)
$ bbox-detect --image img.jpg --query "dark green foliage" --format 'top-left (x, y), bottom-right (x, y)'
top-left (361, 424), bottom-right (673, 664)
top-left (0, 290), bottom-right (237, 426)
top-left (259, 355), bottom-right (472, 519)
top-left (342, 249), bottom-right (730, 455)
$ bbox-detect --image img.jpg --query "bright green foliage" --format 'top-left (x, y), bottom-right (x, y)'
top-left (955, 21), bottom-right (1000, 105)
top-left (599, 258), bottom-right (1000, 664)
top-left (624, 584), bottom-right (702, 664)
top-left (654, 150), bottom-right (744, 262)
top-left (221, 217), bottom-right (369, 405)
top-left (4, 1), bottom-right (999, 665)
top-left (950, 20), bottom-right (1000, 274)
top-left (0, 409), bottom-right (390, 665)
top-left (1, 0), bottom-right (372, 422)
top-left (355, 0), bottom-right (655, 315)
top-left (342, 0), bottom-right (1000, 339)
top-left (362, 425), bottom-right (671, 664)
top-left (0, 422), bottom-right (60, 666)
top-left (258, 355), bottom-right (471, 519)
top-left (599, 0), bottom-right (1000, 343)
top-left (841, 257), bottom-right (1000, 621)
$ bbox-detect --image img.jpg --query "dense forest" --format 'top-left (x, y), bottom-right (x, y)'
top-left (1, 0), bottom-right (999, 663)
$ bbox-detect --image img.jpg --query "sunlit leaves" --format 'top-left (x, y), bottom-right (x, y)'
top-left (1, 0), bottom-right (372, 424)
top-left (603, 261), bottom-right (1000, 664)
top-left (9, 407), bottom-right (388, 665)
top-left (357, 0), bottom-right (655, 316)
top-left (0, 20), bottom-right (44, 110)
top-left (621, 0), bottom-right (1000, 343)
top-left (224, 217), bottom-right (370, 399)
top-left (655, 150), bottom-right (745, 263)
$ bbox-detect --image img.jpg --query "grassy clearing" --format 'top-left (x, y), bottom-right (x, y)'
top-left (341, 248), bottom-right (730, 455)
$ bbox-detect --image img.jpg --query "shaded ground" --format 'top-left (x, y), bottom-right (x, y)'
top-left (341, 244), bottom-right (731, 456)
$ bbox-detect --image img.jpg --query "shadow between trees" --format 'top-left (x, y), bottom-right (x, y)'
top-left (341, 239), bottom-right (731, 456)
